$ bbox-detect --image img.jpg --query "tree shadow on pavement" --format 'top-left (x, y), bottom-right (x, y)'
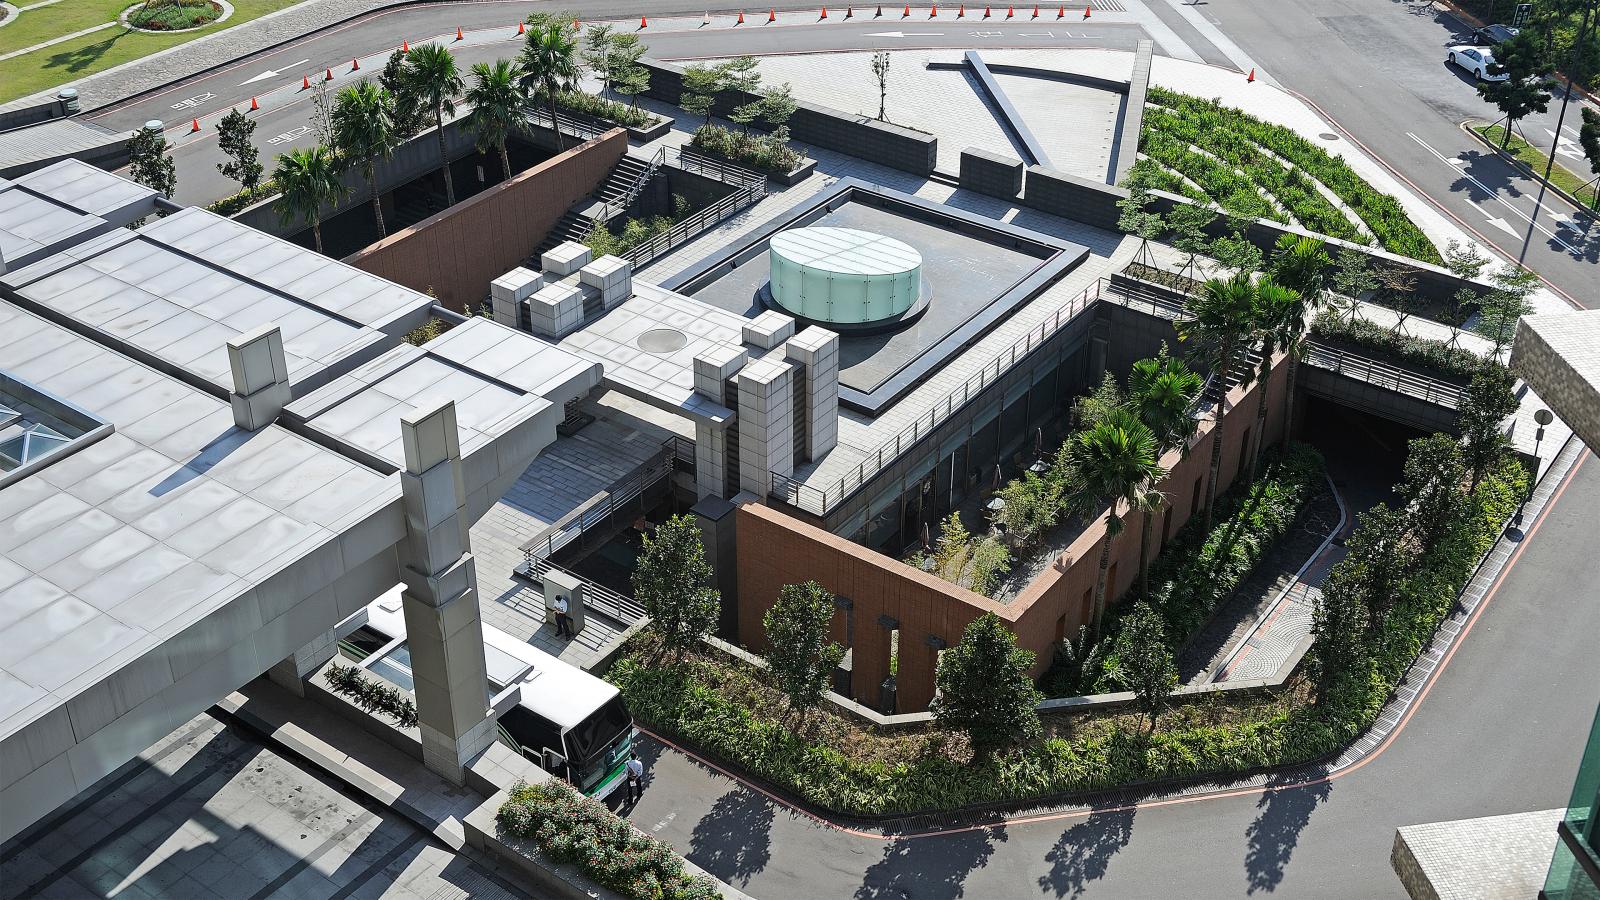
top-left (687, 788), bottom-right (775, 888)
top-left (1036, 807), bottom-right (1137, 898)
top-left (1244, 771), bottom-right (1334, 894)
top-left (853, 825), bottom-right (1006, 899)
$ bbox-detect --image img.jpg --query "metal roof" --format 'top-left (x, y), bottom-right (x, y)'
top-left (0, 120), bottom-right (129, 174)
top-left (0, 160), bottom-right (155, 270)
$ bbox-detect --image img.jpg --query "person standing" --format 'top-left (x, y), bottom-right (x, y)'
top-left (553, 594), bottom-right (573, 639)
top-left (625, 751), bottom-right (644, 804)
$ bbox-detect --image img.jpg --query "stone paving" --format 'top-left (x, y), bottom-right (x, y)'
top-left (1392, 808), bottom-right (1566, 900)
top-left (0, 712), bottom-right (528, 900)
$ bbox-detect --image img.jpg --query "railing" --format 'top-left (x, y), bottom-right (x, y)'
top-left (623, 157), bottom-right (767, 268)
top-left (525, 105), bottom-right (607, 145)
top-left (1302, 342), bottom-right (1465, 409)
top-left (517, 436), bottom-right (679, 562)
top-left (596, 146), bottom-right (667, 227)
top-left (673, 146), bottom-right (767, 190)
top-left (521, 556), bottom-right (647, 625)
top-left (770, 278), bottom-right (1106, 517)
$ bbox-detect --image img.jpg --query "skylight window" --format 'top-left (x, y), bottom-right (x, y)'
top-left (0, 423), bottom-right (71, 472)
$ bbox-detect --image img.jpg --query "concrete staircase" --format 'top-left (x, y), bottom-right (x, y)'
top-left (533, 153), bottom-right (659, 260)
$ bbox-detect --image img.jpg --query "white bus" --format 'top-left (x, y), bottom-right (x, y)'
top-left (334, 590), bottom-right (636, 801)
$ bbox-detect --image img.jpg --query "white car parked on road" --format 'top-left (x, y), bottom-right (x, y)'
top-left (1447, 46), bottom-right (1510, 82)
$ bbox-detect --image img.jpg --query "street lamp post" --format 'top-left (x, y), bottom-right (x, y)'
top-left (1516, 407), bottom-right (1553, 525)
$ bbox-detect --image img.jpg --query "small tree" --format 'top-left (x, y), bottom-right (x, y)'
top-left (379, 50), bottom-right (429, 139)
top-left (1442, 240), bottom-right (1489, 338)
top-left (717, 55), bottom-right (762, 97)
top-left (728, 99), bottom-right (762, 133)
top-left (612, 63), bottom-right (650, 109)
top-left (1375, 264), bottom-right (1419, 333)
top-left (1477, 31), bottom-right (1554, 147)
top-left (1579, 106), bottom-right (1600, 208)
top-left (606, 33), bottom-right (646, 91)
top-left (679, 62), bottom-right (720, 128)
top-left (1117, 188), bottom-right (1165, 269)
top-left (1399, 434), bottom-right (1468, 549)
top-left (871, 51), bottom-right (891, 121)
top-left (966, 537), bottom-right (1012, 597)
top-left (932, 613), bottom-right (1043, 759)
top-left (1166, 202), bottom-right (1217, 283)
top-left (128, 125), bottom-right (177, 204)
top-left (1208, 216), bottom-right (1263, 275)
top-left (581, 24), bottom-right (616, 96)
top-left (994, 471), bottom-right (1064, 549)
top-left (932, 512), bottom-right (974, 583)
top-left (216, 108), bottom-right (263, 198)
top-left (1310, 566), bottom-right (1368, 689)
top-left (632, 515), bottom-right (720, 657)
top-left (758, 83), bottom-right (797, 131)
top-left (763, 581), bottom-right (845, 720)
top-left (1330, 247), bottom-right (1379, 321)
top-left (1110, 601), bottom-right (1177, 731)
top-left (1476, 264), bottom-right (1538, 358)
top-left (1458, 367), bottom-right (1519, 488)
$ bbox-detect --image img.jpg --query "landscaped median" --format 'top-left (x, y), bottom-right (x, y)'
top-left (1467, 121), bottom-right (1600, 211)
top-left (609, 441), bottom-right (1525, 819)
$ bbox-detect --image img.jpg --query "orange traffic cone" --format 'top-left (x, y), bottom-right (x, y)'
top-left (818, 6), bottom-right (826, 18)
top-left (1032, 4), bottom-right (1039, 16)
top-left (737, 9), bottom-right (745, 22)
top-left (1246, 68), bottom-right (1256, 82)
top-left (190, 118), bottom-right (200, 133)
top-left (639, 14), bottom-right (648, 26)
top-left (455, 26), bottom-right (463, 40)
top-left (249, 96), bottom-right (259, 111)
top-left (845, 4), bottom-right (853, 16)
top-left (768, 7), bottom-right (776, 21)
top-left (302, 75), bottom-right (310, 89)
top-left (1006, 4), bottom-right (1014, 17)
top-left (903, 3), bottom-right (910, 15)
top-left (983, 4), bottom-right (991, 16)
top-left (325, 68), bottom-right (334, 81)
top-left (515, 21), bottom-right (523, 34)
top-left (351, 57), bottom-right (359, 70)
top-left (931, 3), bottom-right (938, 14)
top-left (1057, 4), bottom-right (1064, 17)
top-left (402, 39), bottom-right (411, 51)
top-left (1082, 3), bottom-right (1090, 16)
top-left (958, 3), bottom-right (965, 15)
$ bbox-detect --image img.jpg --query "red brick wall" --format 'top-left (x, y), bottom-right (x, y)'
top-left (735, 354), bottom-right (1290, 712)
top-left (346, 128), bottom-right (627, 313)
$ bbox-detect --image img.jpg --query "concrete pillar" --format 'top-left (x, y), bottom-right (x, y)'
top-left (265, 626), bottom-right (339, 698)
top-left (226, 324), bottom-right (291, 431)
top-left (694, 345), bottom-right (746, 499)
top-left (692, 495), bottom-right (739, 639)
top-left (735, 357), bottom-right (795, 497)
top-left (541, 566), bottom-right (586, 635)
top-left (490, 267), bottom-right (544, 329)
top-left (897, 634), bottom-right (943, 713)
top-left (785, 326), bottom-right (840, 461)
top-left (743, 310), bottom-right (796, 350)
top-left (397, 399), bottom-right (494, 785)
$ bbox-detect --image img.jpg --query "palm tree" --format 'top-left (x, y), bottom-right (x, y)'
top-left (1127, 348), bottom-right (1202, 596)
top-left (465, 59), bottom-right (529, 181)
top-left (330, 80), bottom-right (397, 238)
top-left (405, 43), bottom-right (464, 206)
top-left (1067, 408), bottom-right (1166, 641)
top-left (517, 20), bottom-right (579, 150)
top-left (1243, 278), bottom-right (1301, 484)
top-left (271, 146), bottom-right (351, 254)
top-left (1267, 235), bottom-right (1333, 440)
top-left (1177, 272), bottom-right (1258, 534)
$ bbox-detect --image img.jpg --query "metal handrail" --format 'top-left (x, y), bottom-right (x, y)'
top-left (597, 146), bottom-right (668, 225)
top-left (624, 174), bottom-right (766, 268)
top-left (770, 278), bottom-right (1107, 517)
top-left (526, 105), bottom-right (605, 144)
top-left (517, 436), bottom-right (679, 561)
top-left (521, 556), bottom-right (647, 624)
top-left (1302, 342), bottom-right (1465, 408)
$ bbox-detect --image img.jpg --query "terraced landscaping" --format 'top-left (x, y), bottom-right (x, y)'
top-left (1128, 87), bottom-right (1442, 265)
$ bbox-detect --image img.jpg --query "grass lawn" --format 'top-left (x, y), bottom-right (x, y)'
top-left (1474, 122), bottom-right (1600, 209)
top-left (0, 0), bottom-right (305, 104)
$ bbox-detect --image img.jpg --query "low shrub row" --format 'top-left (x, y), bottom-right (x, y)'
top-left (1146, 88), bottom-right (1442, 265)
top-left (552, 89), bottom-right (659, 129)
top-left (498, 780), bottom-right (719, 900)
top-left (325, 664), bottom-right (418, 728)
top-left (205, 181), bottom-right (274, 217)
top-left (689, 123), bottom-right (802, 175)
top-left (611, 447), bottom-right (1522, 817)
top-left (1139, 127), bottom-right (1283, 223)
top-left (1309, 312), bottom-right (1500, 384)
top-left (128, 0), bottom-right (220, 30)
top-left (1125, 158), bottom-right (1210, 205)
top-left (1060, 444), bottom-right (1329, 695)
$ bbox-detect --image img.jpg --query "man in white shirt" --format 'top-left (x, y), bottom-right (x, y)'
top-left (552, 595), bottom-right (573, 639)
top-left (625, 751), bottom-right (644, 803)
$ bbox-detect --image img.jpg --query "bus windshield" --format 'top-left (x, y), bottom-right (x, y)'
top-left (564, 696), bottom-right (632, 764)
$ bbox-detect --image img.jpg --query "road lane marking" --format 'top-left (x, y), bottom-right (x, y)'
top-left (241, 60), bottom-right (309, 86)
top-left (1409, 131), bottom-right (1581, 255)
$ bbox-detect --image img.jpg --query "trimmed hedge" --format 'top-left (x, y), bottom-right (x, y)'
top-left (611, 451), bottom-right (1523, 817)
top-left (1080, 444), bottom-right (1329, 693)
top-left (553, 90), bottom-right (661, 129)
top-left (1309, 312), bottom-right (1500, 385)
top-left (326, 664), bottom-right (418, 728)
top-left (498, 780), bottom-right (719, 900)
top-left (689, 124), bottom-right (801, 175)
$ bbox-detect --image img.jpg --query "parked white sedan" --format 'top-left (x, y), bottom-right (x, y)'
top-left (1447, 46), bottom-right (1510, 82)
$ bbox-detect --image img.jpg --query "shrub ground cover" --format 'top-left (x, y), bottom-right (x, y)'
top-left (1140, 88), bottom-right (1442, 265)
top-left (1310, 311), bottom-right (1500, 385)
top-left (688, 123), bottom-right (801, 175)
top-left (127, 0), bottom-right (219, 30)
top-left (611, 448), bottom-right (1523, 817)
top-left (553, 89), bottom-right (661, 129)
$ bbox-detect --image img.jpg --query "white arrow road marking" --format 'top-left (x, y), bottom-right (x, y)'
top-left (241, 60), bottom-right (309, 86)
top-left (1543, 128), bottom-right (1585, 160)
top-left (1484, 216), bottom-right (1520, 237)
top-left (1408, 132), bottom-right (1581, 254)
top-left (866, 30), bottom-right (944, 36)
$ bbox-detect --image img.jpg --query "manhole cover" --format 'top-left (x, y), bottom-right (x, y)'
top-left (1319, 132), bottom-right (1340, 141)
top-left (637, 328), bottom-right (688, 354)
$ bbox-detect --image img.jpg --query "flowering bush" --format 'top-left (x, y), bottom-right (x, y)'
top-left (497, 780), bottom-right (720, 900)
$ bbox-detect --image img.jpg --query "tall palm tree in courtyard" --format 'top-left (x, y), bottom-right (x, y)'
top-left (331, 80), bottom-right (398, 238)
top-left (405, 43), bottom-right (464, 206)
top-left (1243, 278), bottom-right (1303, 484)
top-left (465, 59), bottom-right (530, 181)
top-left (271, 146), bottom-right (351, 255)
top-left (1067, 408), bottom-right (1166, 641)
top-left (1127, 348), bottom-right (1203, 597)
top-left (1266, 235), bottom-right (1333, 442)
top-left (1177, 272), bottom-right (1259, 533)
top-left (518, 20), bottom-right (579, 150)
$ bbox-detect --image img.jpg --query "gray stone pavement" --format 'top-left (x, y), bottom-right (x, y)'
top-left (0, 710), bottom-right (530, 900)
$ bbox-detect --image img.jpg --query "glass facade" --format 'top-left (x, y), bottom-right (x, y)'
top-left (1545, 701), bottom-right (1600, 899)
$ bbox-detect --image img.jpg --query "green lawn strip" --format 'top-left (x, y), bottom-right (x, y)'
top-left (1473, 122), bottom-right (1600, 209)
top-left (611, 453), bottom-right (1524, 818)
top-left (0, 0), bottom-right (304, 104)
top-left (0, 0), bottom-right (130, 56)
top-left (1147, 87), bottom-right (1442, 265)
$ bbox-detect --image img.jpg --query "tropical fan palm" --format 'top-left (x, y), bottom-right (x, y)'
top-left (1127, 348), bottom-right (1203, 595)
top-left (1244, 277), bottom-right (1303, 482)
top-left (330, 80), bottom-right (397, 238)
top-left (517, 21), bottom-right (579, 150)
top-left (465, 59), bottom-right (530, 180)
top-left (271, 146), bottom-right (351, 254)
top-left (1067, 409), bottom-right (1166, 639)
top-left (1177, 272), bottom-right (1259, 533)
top-left (405, 43), bottom-right (464, 205)
top-left (1267, 235), bottom-right (1333, 438)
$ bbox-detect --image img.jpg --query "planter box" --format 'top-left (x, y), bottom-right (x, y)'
top-left (562, 106), bottom-right (673, 142)
top-left (689, 145), bottom-right (815, 186)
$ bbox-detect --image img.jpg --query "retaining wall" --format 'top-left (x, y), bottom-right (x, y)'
top-left (639, 57), bottom-right (938, 177)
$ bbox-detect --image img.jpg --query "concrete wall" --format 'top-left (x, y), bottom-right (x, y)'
top-left (736, 356), bottom-right (1291, 712)
top-left (0, 95), bottom-right (72, 131)
top-left (639, 58), bottom-right (938, 177)
top-left (959, 147), bottom-right (1025, 199)
top-left (343, 130), bottom-right (627, 313)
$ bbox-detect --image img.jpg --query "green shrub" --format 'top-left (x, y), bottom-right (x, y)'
top-left (1309, 311), bottom-right (1500, 384)
top-left (325, 664), bottom-right (418, 728)
top-left (497, 780), bottom-right (719, 900)
top-left (689, 123), bottom-right (801, 174)
top-left (550, 89), bottom-right (660, 129)
top-left (128, 0), bottom-right (219, 29)
top-left (205, 180), bottom-right (275, 217)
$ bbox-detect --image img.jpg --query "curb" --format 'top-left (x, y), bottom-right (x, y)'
top-left (1460, 119), bottom-right (1598, 216)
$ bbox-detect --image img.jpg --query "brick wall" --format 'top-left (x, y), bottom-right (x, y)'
top-left (736, 353), bottom-right (1291, 712)
top-left (344, 129), bottom-right (627, 313)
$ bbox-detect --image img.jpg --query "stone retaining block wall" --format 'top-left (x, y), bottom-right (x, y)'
top-left (960, 147), bottom-right (1025, 199)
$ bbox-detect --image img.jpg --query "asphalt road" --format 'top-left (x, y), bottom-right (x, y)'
top-left (629, 452), bottom-right (1600, 899)
top-left (1184, 0), bottom-right (1599, 309)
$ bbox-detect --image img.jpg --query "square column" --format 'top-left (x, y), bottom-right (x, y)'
top-left (784, 326), bottom-right (840, 461)
top-left (227, 324), bottom-right (290, 431)
top-left (265, 627), bottom-right (339, 698)
top-left (398, 400), bottom-right (494, 785)
top-left (736, 357), bottom-right (795, 497)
